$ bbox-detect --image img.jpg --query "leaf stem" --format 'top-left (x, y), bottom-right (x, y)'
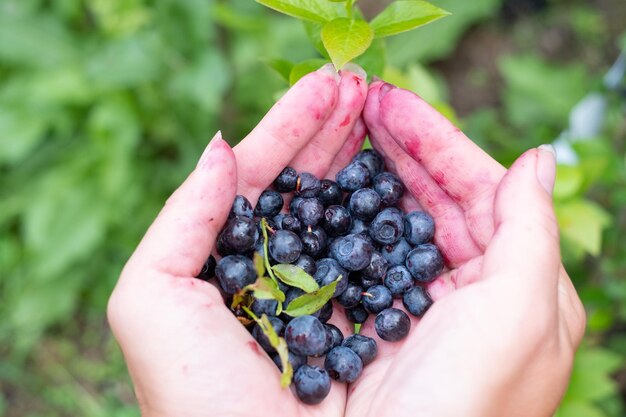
top-left (261, 218), bottom-right (278, 284)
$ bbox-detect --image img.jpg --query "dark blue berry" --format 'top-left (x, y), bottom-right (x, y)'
top-left (325, 323), bottom-right (344, 349)
top-left (297, 197), bottom-right (324, 226)
top-left (272, 351), bottom-right (307, 372)
top-left (289, 196), bottom-right (305, 217)
top-left (381, 238), bottom-right (412, 266)
top-left (349, 188), bottom-right (381, 221)
top-left (349, 218), bottom-right (369, 236)
top-left (293, 365), bottom-right (331, 405)
top-left (252, 316), bottom-right (285, 353)
top-left (294, 254), bottom-right (317, 276)
top-left (329, 234), bottom-right (374, 271)
top-left (274, 167), bottom-right (298, 193)
top-left (369, 208), bottom-right (404, 245)
top-left (317, 301), bottom-right (333, 323)
top-left (285, 315), bottom-right (327, 356)
top-left (314, 258), bottom-right (348, 297)
top-left (281, 215), bottom-right (302, 234)
top-left (336, 160), bottom-right (371, 192)
top-left (215, 255), bottom-right (256, 294)
top-left (337, 282), bottom-right (362, 309)
top-left (353, 149), bottom-right (384, 178)
top-left (384, 265), bottom-right (414, 298)
top-left (362, 285), bottom-right (393, 314)
top-left (218, 216), bottom-right (258, 255)
top-left (251, 298), bottom-right (279, 317)
top-left (196, 255), bottom-right (216, 281)
top-left (342, 334), bottom-right (378, 365)
top-left (345, 305), bottom-right (369, 324)
top-left (403, 286), bottom-right (433, 317)
top-left (255, 190), bottom-right (284, 218)
top-left (300, 226), bottom-right (327, 258)
top-left (405, 243), bottom-right (444, 283)
top-left (404, 211), bottom-right (435, 245)
top-left (319, 179), bottom-right (343, 207)
top-left (229, 195), bottom-right (254, 219)
top-left (362, 251), bottom-right (389, 282)
top-left (360, 274), bottom-right (380, 289)
top-left (324, 346), bottom-right (363, 383)
top-left (269, 230), bottom-right (302, 264)
top-left (373, 172), bottom-right (404, 206)
top-left (296, 172), bottom-right (321, 198)
top-left (375, 308), bottom-right (410, 342)
top-left (322, 205), bottom-right (352, 237)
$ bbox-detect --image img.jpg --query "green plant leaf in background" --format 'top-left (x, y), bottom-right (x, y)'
top-left (263, 58), bottom-right (295, 82)
top-left (321, 18), bottom-right (373, 69)
top-left (370, 0), bottom-right (450, 38)
top-left (283, 276), bottom-right (340, 316)
top-left (556, 200), bottom-right (612, 257)
top-left (288, 58), bottom-right (329, 85)
top-left (272, 264), bottom-right (319, 292)
top-left (255, 0), bottom-right (343, 23)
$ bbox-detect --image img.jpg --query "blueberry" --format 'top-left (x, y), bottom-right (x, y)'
top-left (289, 196), bottom-right (305, 217)
top-left (297, 197), bottom-right (324, 226)
top-left (375, 308), bottom-right (411, 342)
top-left (229, 195), bottom-right (254, 219)
top-left (404, 211), bottom-right (435, 245)
top-left (362, 251), bottom-right (389, 282)
top-left (325, 323), bottom-right (344, 349)
top-left (285, 315), bottom-right (327, 356)
top-left (294, 254), bottom-right (317, 276)
top-left (403, 286), bottom-right (433, 317)
top-left (300, 226), bottom-right (327, 258)
top-left (353, 149), bottom-right (384, 178)
top-left (342, 334), bottom-right (377, 365)
top-left (373, 172), bottom-right (404, 206)
top-left (384, 265), bottom-right (414, 298)
top-left (324, 346), bottom-right (363, 383)
top-left (218, 216), bottom-right (258, 254)
top-left (329, 234), bottom-right (374, 271)
top-left (272, 351), bottom-right (307, 372)
top-left (349, 218), bottom-right (369, 236)
top-left (317, 301), bottom-right (333, 323)
top-left (360, 274), bottom-right (380, 289)
top-left (319, 179), bottom-right (343, 207)
top-left (296, 172), bottom-right (321, 198)
top-left (349, 188), bottom-right (381, 221)
top-left (252, 316), bottom-right (285, 353)
top-left (283, 287), bottom-right (305, 310)
top-left (215, 255), bottom-right (256, 294)
top-left (362, 285), bottom-right (393, 314)
top-left (336, 160), bottom-right (371, 192)
top-left (381, 238), bottom-right (412, 266)
top-left (196, 255), bottom-right (216, 281)
top-left (254, 190), bottom-right (284, 218)
top-left (293, 365), bottom-right (331, 405)
top-left (281, 215), bottom-right (302, 234)
top-left (322, 205), bottom-right (352, 237)
top-left (405, 243), bottom-right (444, 283)
top-left (269, 230), bottom-right (302, 264)
top-left (337, 282), bottom-right (362, 309)
top-left (369, 208), bottom-right (404, 245)
top-left (314, 258), bottom-right (348, 297)
top-left (345, 306), bottom-right (369, 324)
top-left (274, 167), bottom-right (298, 193)
top-left (251, 298), bottom-right (279, 317)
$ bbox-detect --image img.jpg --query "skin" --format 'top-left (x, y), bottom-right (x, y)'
top-left (107, 67), bottom-right (586, 417)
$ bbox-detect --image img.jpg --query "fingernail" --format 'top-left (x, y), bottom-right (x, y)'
top-left (317, 63), bottom-right (341, 84)
top-left (379, 82), bottom-right (396, 102)
top-left (197, 131), bottom-right (224, 168)
top-left (536, 144), bottom-right (556, 194)
top-left (342, 63), bottom-right (367, 80)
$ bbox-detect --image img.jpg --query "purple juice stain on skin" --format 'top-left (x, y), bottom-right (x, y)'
top-left (340, 115), bottom-right (351, 127)
top-left (248, 340), bottom-right (262, 356)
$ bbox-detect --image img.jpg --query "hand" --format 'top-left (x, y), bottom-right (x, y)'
top-left (344, 82), bottom-right (586, 417)
top-left (107, 63), bottom-right (368, 417)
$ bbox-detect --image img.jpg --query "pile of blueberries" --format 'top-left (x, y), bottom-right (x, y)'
top-left (198, 149), bottom-right (444, 404)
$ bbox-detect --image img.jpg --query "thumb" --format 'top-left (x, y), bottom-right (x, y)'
top-left (481, 145), bottom-right (561, 302)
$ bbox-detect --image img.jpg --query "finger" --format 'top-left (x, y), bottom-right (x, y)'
top-left (234, 64), bottom-right (340, 201)
top-left (426, 256), bottom-right (484, 301)
top-left (558, 268), bottom-right (586, 347)
top-left (289, 66), bottom-right (368, 178)
top-left (482, 146), bottom-right (560, 303)
top-left (364, 81), bottom-right (482, 267)
top-left (325, 116), bottom-right (367, 179)
top-left (126, 134), bottom-right (237, 277)
top-left (378, 85), bottom-right (507, 248)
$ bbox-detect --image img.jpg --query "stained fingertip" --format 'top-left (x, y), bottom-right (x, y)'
top-left (317, 63), bottom-right (341, 84)
top-left (378, 83), bottom-right (397, 102)
top-left (341, 63), bottom-right (367, 81)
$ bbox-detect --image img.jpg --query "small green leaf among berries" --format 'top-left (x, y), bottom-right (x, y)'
top-left (283, 275), bottom-right (342, 317)
top-left (272, 264), bottom-right (320, 292)
top-left (321, 18), bottom-right (373, 70)
top-left (244, 276), bottom-right (286, 302)
top-left (369, 0), bottom-right (450, 38)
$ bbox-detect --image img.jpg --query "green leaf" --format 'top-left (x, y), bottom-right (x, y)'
top-left (354, 323), bottom-right (362, 334)
top-left (562, 347), bottom-right (623, 403)
top-left (322, 18), bottom-right (373, 70)
top-left (289, 59), bottom-right (329, 86)
top-left (255, 0), bottom-right (343, 23)
top-left (272, 264), bottom-right (319, 292)
top-left (303, 21), bottom-right (330, 59)
top-left (263, 58), bottom-right (295, 82)
top-left (370, 1), bottom-right (450, 38)
top-left (283, 276), bottom-right (341, 317)
top-left (353, 38), bottom-right (386, 78)
top-left (554, 401), bottom-right (606, 417)
top-left (554, 165), bottom-right (584, 200)
top-left (244, 276), bottom-right (286, 303)
top-left (260, 218), bottom-right (278, 283)
top-left (253, 252), bottom-right (266, 278)
top-left (555, 199), bottom-right (611, 257)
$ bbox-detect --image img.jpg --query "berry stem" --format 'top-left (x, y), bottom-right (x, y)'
top-left (261, 217), bottom-right (279, 284)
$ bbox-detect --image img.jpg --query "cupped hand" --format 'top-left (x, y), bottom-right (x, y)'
top-left (107, 64), bottom-right (368, 417)
top-left (344, 82), bottom-right (587, 417)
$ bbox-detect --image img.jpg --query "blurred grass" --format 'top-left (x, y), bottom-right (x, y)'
top-left (0, 0), bottom-right (625, 416)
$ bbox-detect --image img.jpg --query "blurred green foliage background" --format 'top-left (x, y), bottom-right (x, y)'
top-left (0, 0), bottom-right (625, 415)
